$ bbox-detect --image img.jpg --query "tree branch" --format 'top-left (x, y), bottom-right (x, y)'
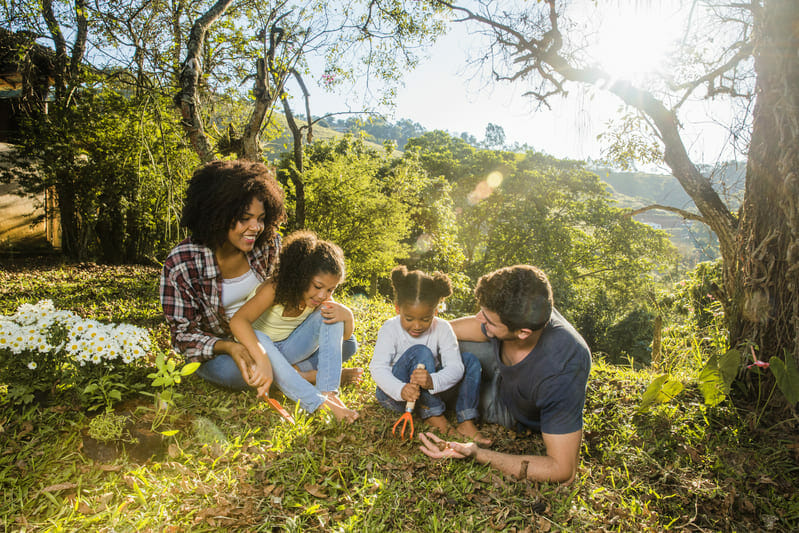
top-left (174, 0), bottom-right (235, 162)
top-left (436, 0), bottom-right (739, 260)
top-left (69, 0), bottom-right (88, 84)
top-left (627, 204), bottom-right (706, 223)
top-left (674, 41), bottom-right (753, 108)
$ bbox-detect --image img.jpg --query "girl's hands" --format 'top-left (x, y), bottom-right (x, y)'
top-left (401, 383), bottom-right (421, 403)
top-left (249, 354), bottom-right (274, 397)
top-left (410, 367), bottom-right (433, 389)
top-left (320, 301), bottom-right (353, 325)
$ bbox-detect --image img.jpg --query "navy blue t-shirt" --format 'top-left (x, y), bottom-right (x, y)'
top-left (487, 308), bottom-right (591, 434)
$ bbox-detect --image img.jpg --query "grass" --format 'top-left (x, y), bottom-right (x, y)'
top-left (1, 259), bottom-right (798, 532)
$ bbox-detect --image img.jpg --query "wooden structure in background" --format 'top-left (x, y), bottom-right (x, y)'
top-left (0, 30), bottom-right (59, 252)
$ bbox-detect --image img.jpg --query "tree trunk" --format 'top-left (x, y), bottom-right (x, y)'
top-left (281, 97), bottom-right (306, 229)
top-left (55, 178), bottom-right (81, 260)
top-left (175, 0), bottom-right (234, 162)
top-left (241, 57), bottom-right (272, 161)
top-left (736, 0), bottom-right (799, 365)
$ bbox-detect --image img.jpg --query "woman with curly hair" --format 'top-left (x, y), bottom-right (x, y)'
top-left (160, 160), bottom-right (285, 393)
top-left (230, 230), bottom-right (360, 423)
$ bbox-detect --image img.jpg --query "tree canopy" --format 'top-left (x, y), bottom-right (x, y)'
top-left (433, 0), bottom-right (799, 388)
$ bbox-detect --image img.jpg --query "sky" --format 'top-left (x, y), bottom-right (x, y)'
top-left (309, 22), bottom-right (616, 161)
top-left (305, 1), bottom-right (741, 168)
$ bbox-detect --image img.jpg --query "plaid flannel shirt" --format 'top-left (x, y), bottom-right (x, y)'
top-left (159, 235), bottom-right (280, 363)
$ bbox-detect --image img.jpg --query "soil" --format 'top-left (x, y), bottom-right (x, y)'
top-left (81, 408), bottom-right (168, 464)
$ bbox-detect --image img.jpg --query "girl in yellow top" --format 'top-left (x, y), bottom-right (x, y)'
top-left (230, 231), bottom-right (360, 422)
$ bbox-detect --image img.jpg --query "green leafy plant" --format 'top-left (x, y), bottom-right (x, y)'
top-left (639, 374), bottom-right (685, 412)
top-left (769, 354), bottom-right (799, 405)
top-left (144, 351), bottom-right (200, 431)
top-left (696, 348), bottom-right (741, 407)
top-left (87, 410), bottom-right (132, 443)
top-left (82, 372), bottom-right (129, 412)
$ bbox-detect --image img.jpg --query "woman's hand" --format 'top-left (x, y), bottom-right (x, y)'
top-left (249, 353), bottom-right (274, 397)
top-left (219, 340), bottom-right (255, 383)
top-left (400, 383), bottom-right (420, 403)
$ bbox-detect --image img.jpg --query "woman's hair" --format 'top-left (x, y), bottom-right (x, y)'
top-left (180, 160), bottom-right (285, 249)
top-left (475, 265), bottom-right (553, 331)
top-left (273, 231), bottom-right (346, 309)
top-left (390, 265), bottom-right (452, 308)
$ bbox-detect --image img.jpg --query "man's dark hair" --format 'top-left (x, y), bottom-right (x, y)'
top-left (475, 265), bottom-right (553, 331)
top-left (180, 160), bottom-right (285, 249)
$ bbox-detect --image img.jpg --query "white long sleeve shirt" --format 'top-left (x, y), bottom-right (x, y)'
top-left (370, 316), bottom-right (464, 401)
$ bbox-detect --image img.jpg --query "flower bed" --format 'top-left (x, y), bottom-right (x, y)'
top-left (0, 299), bottom-right (151, 408)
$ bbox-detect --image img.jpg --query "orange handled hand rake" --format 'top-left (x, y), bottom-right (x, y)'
top-left (392, 363), bottom-right (424, 440)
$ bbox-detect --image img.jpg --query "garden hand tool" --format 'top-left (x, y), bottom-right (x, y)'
top-left (259, 392), bottom-right (296, 425)
top-left (392, 363), bottom-right (425, 440)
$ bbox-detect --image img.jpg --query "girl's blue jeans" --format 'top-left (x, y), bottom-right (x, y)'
top-left (457, 340), bottom-right (517, 430)
top-left (375, 344), bottom-right (481, 423)
top-left (196, 310), bottom-right (357, 413)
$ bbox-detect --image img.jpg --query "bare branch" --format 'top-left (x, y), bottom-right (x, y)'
top-left (627, 204), bottom-right (705, 223)
top-left (674, 40), bottom-right (753, 108)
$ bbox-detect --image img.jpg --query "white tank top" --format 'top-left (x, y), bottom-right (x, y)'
top-left (222, 269), bottom-right (260, 318)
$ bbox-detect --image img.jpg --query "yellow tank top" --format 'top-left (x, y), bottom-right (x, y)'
top-left (251, 304), bottom-right (314, 342)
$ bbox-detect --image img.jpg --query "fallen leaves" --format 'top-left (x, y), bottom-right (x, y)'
top-left (40, 482), bottom-right (78, 493)
top-left (304, 483), bottom-right (328, 498)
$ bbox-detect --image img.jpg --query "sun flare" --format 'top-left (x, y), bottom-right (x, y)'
top-left (591, 5), bottom-right (683, 81)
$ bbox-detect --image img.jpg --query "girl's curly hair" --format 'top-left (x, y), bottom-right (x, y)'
top-left (390, 265), bottom-right (452, 308)
top-left (180, 160), bottom-right (285, 249)
top-left (273, 231), bottom-right (345, 309)
top-left (475, 265), bottom-right (553, 331)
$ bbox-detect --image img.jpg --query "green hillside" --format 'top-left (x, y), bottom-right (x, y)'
top-left (262, 113), bottom-right (395, 158)
top-left (591, 164), bottom-right (745, 265)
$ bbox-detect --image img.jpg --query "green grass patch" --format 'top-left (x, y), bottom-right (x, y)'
top-left (1, 260), bottom-right (797, 531)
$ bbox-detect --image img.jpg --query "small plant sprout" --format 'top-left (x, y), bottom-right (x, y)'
top-left (144, 351), bottom-right (200, 432)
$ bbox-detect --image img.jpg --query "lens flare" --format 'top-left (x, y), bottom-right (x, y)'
top-left (415, 233), bottom-right (434, 253)
top-left (487, 171), bottom-right (503, 188)
top-left (467, 171), bottom-right (504, 205)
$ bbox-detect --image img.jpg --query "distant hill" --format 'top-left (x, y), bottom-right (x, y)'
top-left (592, 163), bottom-right (745, 265)
top-left (262, 113), bottom-right (409, 158)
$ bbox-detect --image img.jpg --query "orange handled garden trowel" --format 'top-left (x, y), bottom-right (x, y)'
top-left (392, 363), bottom-right (425, 440)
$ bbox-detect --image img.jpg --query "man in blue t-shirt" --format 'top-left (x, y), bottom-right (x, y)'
top-left (419, 265), bottom-right (591, 483)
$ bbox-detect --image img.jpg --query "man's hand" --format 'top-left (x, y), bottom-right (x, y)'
top-left (410, 367), bottom-right (433, 389)
top-left (418, 432), bottom-right (478, 460)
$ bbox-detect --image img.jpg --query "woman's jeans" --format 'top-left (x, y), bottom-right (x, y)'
top-left (196, 310), bottom-right (357, 412)
top-left (375, 344), bottom-right (480, 423)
